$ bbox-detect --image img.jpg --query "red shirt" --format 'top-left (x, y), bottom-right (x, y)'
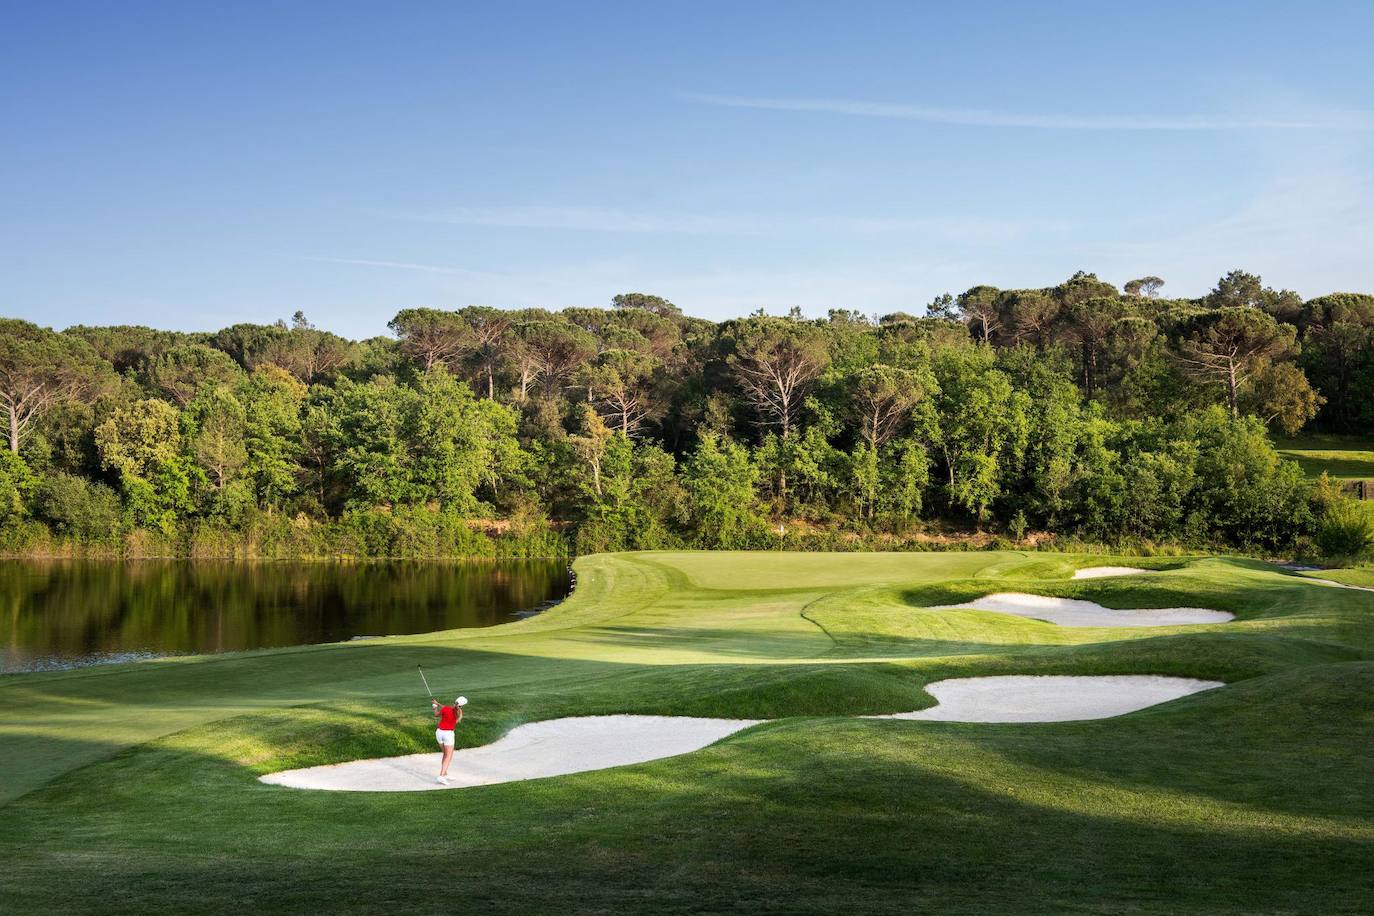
top-left (437, 705), bottom-right (460, 730)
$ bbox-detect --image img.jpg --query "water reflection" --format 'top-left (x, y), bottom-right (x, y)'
top-left (0, 559), bottom-right (571, 673)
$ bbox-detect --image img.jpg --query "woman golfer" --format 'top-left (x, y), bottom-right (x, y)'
top-left (431, 696), bottom-right (466, 784)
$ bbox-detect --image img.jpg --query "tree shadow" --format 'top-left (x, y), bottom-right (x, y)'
top-left (4, 691), bottom-right (1373, 914)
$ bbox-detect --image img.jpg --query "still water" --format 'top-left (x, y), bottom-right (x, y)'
top-left (0, 559), bottom-right (571, 673)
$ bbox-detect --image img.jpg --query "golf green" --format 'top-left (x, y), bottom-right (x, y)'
top-left (2, 551), bottom-right (1372, 913)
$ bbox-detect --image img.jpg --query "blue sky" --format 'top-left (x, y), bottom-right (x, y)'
top-left (4, 1), bottom-right (1373, 337)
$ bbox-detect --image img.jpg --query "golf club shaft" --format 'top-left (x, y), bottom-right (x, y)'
top-left (418, 665), bottom-right (435, 700)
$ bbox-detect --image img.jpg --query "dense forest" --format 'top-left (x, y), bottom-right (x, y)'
top-left (3, 270), bottom-right (1371, 558)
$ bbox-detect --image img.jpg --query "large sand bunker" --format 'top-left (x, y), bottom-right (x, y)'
top-left (260, 716), bottom-right (762, 792)
top-left (260, 675), bottom-right (1221, 792)
top-left (870, 675), bottom-right (1221, 723)
top-left (1072, 566), bottom-right (1148, 579)
top-left (935, 592), bottom-right (1232, 627)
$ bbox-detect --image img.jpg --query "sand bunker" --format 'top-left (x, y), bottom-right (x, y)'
top-left (1072, 566), bottom-right (1148, 579)
top-left (870, 675), bottom-right (1221, 723)
top-left (260, 676), bottom-right (1221, 792)
top-left (935, 592), bottom-right (1232, 627)
top-left (260, 715), bottom-right (762, 792)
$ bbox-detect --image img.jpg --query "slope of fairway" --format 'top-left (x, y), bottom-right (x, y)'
top-left (3, 550), bottom-right (1374, 913)
top-left (1274, 432), bottom-right (1374, 481)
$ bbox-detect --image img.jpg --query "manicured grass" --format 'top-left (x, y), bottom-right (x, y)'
top-left (3, 551), bottom-right (1373, 913)
top-left (1274, 432), bottom-right (1374, 481)
top-left (1298, 567), bottom-right (1374, 589)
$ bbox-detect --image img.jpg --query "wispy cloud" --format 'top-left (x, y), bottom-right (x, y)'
top-left (387, 206), bottom-right (1064, 244)
top-left (388, 206), bottom-right (769, 235)
top-left (298, 255), bottom-right (496, 277)
top-left (682, 92), bottom-right (1374, 131)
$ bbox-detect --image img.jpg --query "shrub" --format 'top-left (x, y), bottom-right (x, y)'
top-left (35, 472), bottom-right (122, 542)
top-left (0, 452), bottom-right (36, 524)
top-left (1009, 510), bottom-right (1028, 543)
top-left (1315, 500), bottom-right (1374, 561)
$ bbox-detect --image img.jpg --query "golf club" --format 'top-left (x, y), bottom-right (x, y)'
top-left (417, 665), bottom-right (435, 701)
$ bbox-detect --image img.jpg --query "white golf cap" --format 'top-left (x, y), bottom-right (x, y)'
top-left (456, 696), bottom-right (468, 706)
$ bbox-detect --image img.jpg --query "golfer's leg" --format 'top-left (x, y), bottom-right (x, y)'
top-left (440, 745), bottom-right (454, 776)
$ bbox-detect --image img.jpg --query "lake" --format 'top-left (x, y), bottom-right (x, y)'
top-left (0, 559), bottom-right (572, 673)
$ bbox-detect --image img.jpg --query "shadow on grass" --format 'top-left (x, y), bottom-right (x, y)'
top-left (904, 660), bottom-right (1374, 825)
top-left (4, 677), bottom-right (1373, 914)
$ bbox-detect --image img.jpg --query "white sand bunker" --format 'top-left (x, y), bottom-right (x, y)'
top-left (869, 675), bottom-right (1222, 723)
top-left (1073, 566), bottom-right (1148, 579)
top-left (936, 592), bottom-right (1232, 627)
top-left (259, 676), bottom-right (1220, 792)
top-left (260, 715), bottom-right (762, 792)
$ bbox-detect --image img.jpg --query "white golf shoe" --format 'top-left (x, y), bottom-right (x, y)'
top-left (437, 775), bottom-right (449, 785)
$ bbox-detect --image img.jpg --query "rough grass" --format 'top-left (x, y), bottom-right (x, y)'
top-left (2, 551), bottom-right (1373, 914)
top-left (1275, 432), bottom-right (1374, 481)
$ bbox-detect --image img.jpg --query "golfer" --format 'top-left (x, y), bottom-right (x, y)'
top-left (431, 696), bottom-right (466, 784)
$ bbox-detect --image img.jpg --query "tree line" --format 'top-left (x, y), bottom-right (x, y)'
top-left (2, 271), bottom-right (1368, 556)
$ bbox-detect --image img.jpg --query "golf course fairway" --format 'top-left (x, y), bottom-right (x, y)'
top-left (3, 550), bottom-right (1373, 913)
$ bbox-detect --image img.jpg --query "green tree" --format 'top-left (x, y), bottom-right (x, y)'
top-left (220, 315), bottom-right (356, 383)
top-left (146, 344), bottom-right (244, 406)
top-left (931, 346), bottom-right (1028, 522)
top-left (1206, 269), bottom-right (1264, 309)
top-left (755, 425), bottom-right (842, 516)
top-left (1177, 407), bottom-right (1312, 549)
top-left (848, 442), bottom-right (879, 520)
top-left (34, 472), bottom-right (122, 541)
top-left (309, 377), bottom-right (417, 510)
top-left (1205, 269), bottom-right (1302, 320)
top-left (878, 438), bottom-right (929, 523)
top-left (185, 387), bottom-right (248, 492)
top-left (847, 363), bottom-right (936, 448)
top-left (261, 313), bottom-right (356, 383)
top-left (568, 405), bottom-right (614, 499)
top-left (723, 316), bottom-right (831, 438)
top-left (0, 319), bottom-right (108, 453)
top-left (1063, 296), bottom-right (1123, 399)
top-left (996, 347), bottom-right (1083, 526)
top-left (956, 285), bottom-right (1003, 343)
top-left (0, 451), bottom-right (35, 524)
top-left (1239, 361), bottom-right (1323, 435)
top-left (581, 349), bottom-right (661, 437)
top-left (388, 308), bottom-right (473, 372)
top-left (574, 434), bottom-right (683, 553)
top-left (1124, 276), bottom-right (1165, 299)
top-left (65, 324), bottom-right (188, 371)
top-left (520, 320), bottom-right (598, 400)
top-left (1004, 290), bottom-right (1060, 349)
top-left (94, 399), bottom-right (198, 533)
top-left (681, 432), bottom-right (764, 547)
top-left (612, 292), bottom-right (682, 319)
top-left (412, 368), bottom-right (524, 512)
top-left (1297, 293), bottom-right (1374, 430)
top-left (458, 306), bottom-right (514, 399)
top-left (1175, 307), bottom-right (1300, 417)
top-left (238, 366), bottom-right (306, 510)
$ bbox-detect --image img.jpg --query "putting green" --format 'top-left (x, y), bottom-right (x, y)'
top-left (3, 550), bottom-right (1373, 913)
